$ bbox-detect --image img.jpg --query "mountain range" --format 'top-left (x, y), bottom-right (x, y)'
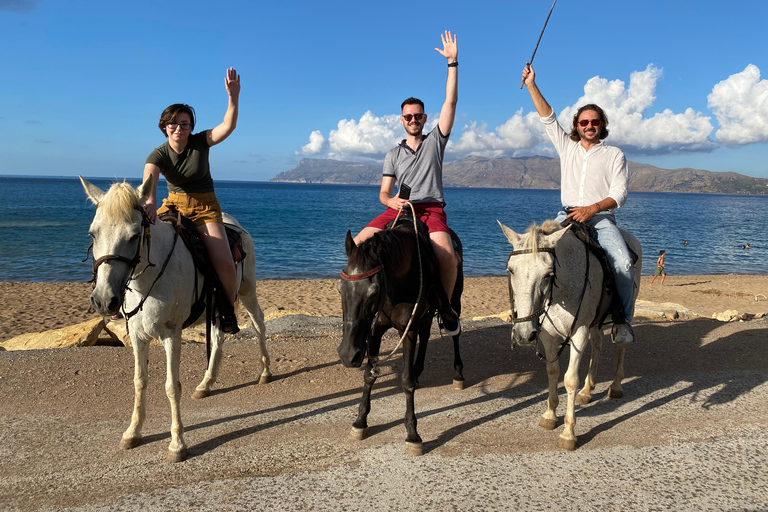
top-left (270, 156), bottom-right (768, 195)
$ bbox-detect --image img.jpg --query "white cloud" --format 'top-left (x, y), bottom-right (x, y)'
top-left (297, 65), bottom-right (724, 161)
top-left (708, 64), bottom-right (768, 145)
top-left (453, 65), bottom-right (714, 157)
top-left (326, 111), bottom-right (404, 160)
top-left (449, 110), bottom-right (545, 157)
top-left (296, 130), bottom-right (327, 155)
top-left (558, 65), bottom-right (714, 152)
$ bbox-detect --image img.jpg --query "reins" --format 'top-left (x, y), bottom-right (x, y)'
top-left (507, 241), bottom-right (591, 363)
top-left (379, 202), bottom-right (424, 362)
top-left (84, 205), bottom-right (181, 327)
top-left (507, 248), bottom-right (555, 324)
top-left (340, 203), bottom-right (424, 363)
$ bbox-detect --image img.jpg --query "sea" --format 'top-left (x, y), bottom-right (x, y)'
top-left (1, 176), bottom-right (766, 282)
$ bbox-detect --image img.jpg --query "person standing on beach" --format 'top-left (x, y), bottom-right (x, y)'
top-left (521, 64), bottom-right (636, 345)
top-left (141, 67), bottom-right (242, 333)
top-left (650, 250), bottom-right (666, 286)
top-left (353, 30), bottom-right (461, 336)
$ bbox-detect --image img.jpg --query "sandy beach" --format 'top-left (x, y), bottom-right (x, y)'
top-left (1, 274), bottom-right (767, 342)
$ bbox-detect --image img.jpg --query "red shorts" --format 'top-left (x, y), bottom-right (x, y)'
top-left (366, 202), bottom-right (450, 233)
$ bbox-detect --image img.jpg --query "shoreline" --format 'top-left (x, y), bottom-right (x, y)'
top-left (2, 275), bottom-right (768, 343)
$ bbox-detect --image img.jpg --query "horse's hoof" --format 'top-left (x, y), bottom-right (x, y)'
top-left (349, 426), bottom-right (367, 441)
top-left (259, 374), bottom-right (272, 385)
top-left (119, 436), bottom-right (141, 450)
top-left (608, 388), bottom-right (623, 399)
top-left (452, 379), bottom-right (465, 390)
top-left (557, 437), bottom-right (577, 451)
top-left (166, 447), bottom-right (187, 463)
top-left (405, 441), bottom-right (423, 456)
top-left (191, 389), bottom-right (210, 400)
top-left (576, 393), bottom-right (592, 405)
top-left (539, 417), bottom-right (558, 430)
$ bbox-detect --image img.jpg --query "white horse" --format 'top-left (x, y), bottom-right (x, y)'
top-left (80, 175), bottom-right (271, 462)
top-left (498, 219), bottom-right (641, 450)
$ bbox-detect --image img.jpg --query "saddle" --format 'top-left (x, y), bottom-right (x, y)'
top-left (158, 206), bottom-right (246, 329)
top-left (560, 218), bottom-right (638, 328)
top-left (386, 212), bottom-right (460, 317)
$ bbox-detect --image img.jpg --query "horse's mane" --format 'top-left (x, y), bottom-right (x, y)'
top-left (351, 224), bottom-right (423, 271)
top-left (99, 182), bottom-right (142, 223)
top-left (524, 219), bottom-right (564, 254)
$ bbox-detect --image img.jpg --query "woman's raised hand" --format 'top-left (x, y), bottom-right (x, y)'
top-left (225, 67), bottom-right (240, 98)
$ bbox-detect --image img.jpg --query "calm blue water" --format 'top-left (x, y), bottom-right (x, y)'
top-left (1, 176), bottom-right (766, 282)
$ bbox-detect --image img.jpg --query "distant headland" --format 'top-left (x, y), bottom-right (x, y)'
top-left (271, 156), bottom-right (768, 195)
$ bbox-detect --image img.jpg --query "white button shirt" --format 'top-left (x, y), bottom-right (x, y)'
top-left (541, 112), bottom-right (628, 210)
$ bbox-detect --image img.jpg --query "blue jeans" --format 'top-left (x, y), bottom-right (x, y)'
top-left (556, 210), bottom-right (635, 323)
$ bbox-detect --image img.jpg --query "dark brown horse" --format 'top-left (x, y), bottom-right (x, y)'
top-left (337, 216), bottom-right (464, 455)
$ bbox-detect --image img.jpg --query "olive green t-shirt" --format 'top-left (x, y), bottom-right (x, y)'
top-left (145, 131), bottom-right (215, 193)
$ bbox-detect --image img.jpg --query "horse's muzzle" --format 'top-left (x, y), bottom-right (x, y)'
top-left (510, 325), bottom-right (539, 349)
top-left (90, 290), bottom-right (121, 316)
top-left (338, 341), bottom-right (364, 368)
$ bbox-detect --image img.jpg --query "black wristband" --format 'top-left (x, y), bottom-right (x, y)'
top-left (448, 62), bottom-right (458, 67)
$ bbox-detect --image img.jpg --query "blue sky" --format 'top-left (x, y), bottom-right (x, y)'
top-left (1, 0), bottom-right (767, 181)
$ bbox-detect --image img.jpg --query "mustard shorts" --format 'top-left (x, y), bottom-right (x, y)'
top-left (157, 191), bottom-right (223, 226)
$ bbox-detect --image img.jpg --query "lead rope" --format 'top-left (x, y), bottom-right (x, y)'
top-left (378, 202), bottom-right (423, 363)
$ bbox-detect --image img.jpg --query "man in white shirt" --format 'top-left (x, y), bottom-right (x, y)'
top-left (522, 64), bottom-right (636, 345)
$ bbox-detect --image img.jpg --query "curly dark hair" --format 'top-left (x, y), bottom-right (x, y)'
top-left (569, 104), bottom-right (609, 142)
top-left (158, 103), bottom-right (196, 136)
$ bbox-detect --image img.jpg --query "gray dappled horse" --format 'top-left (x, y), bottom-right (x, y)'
top-left (80, 175), bottom-right (271, 462)
top-left (498, 219), bottom-right (641, 450)
top-left (337, 218), bottom-right (464, 456)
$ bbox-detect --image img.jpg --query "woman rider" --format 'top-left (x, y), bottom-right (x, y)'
top-left (141, 67), bottom-right (241, 333)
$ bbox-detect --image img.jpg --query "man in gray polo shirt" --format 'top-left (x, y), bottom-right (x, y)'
top-left (353, 30), bottom-right (460, 335)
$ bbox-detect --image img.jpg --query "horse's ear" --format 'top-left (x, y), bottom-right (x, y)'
top-left (547, 224), bottom-right (572, 246)
top-left (497, 220), bottom-right (522, 247)
top-left (79, 175), bottom-right (105, 205)
top-left (137, 174), bottom-right (154, 202)
top-left (345, 230), bottom-right (356, 256)
top-left (371, 233), bottom-right (382, 255)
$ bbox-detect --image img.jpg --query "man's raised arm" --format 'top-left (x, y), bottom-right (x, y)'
top-left (522, 64), bottom-right (553, 118)
top-left (436, 31), bottom-right (458, 137)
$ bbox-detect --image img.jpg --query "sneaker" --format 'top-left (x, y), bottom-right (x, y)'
top-left (612, 323), bottom-right (634, 345)
top-left (440, 308), bottom-right (461, 336)
top-left (219, 312), bottom-right (240, 335)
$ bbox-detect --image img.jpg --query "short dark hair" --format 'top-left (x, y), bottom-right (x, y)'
top-left (158, 103), bottom-right (196, 136)
top-left (569, 104), bottom-right (609, 142)
top-left (660, 250), bottom-right (665, 255)
top-left (401, 97), bottom-right (425, 112)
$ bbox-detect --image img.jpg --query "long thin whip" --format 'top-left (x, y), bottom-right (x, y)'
top-left (520, 0), bottom-right (558, 89)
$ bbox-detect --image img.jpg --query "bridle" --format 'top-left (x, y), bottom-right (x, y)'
top-left (340, 265), bottom-right (383, 281)
top-left (506, 247), bottom-right (556, 324)
top-left (84, 205), bottom-right (180, 321)
top-left (507, 243), bottom-right (591, 363)
top-left (339, 203), bottom-right (426, 364)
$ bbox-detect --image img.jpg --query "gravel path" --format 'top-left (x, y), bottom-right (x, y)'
top-left (2, 316), bottom-right (767, 511)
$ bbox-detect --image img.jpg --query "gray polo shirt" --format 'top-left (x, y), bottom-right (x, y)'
top-left (383, 126), bottom-right (449, 205)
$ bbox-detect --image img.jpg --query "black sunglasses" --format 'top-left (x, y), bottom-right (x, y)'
top-left (402, 113), bottom-right (426, 122)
